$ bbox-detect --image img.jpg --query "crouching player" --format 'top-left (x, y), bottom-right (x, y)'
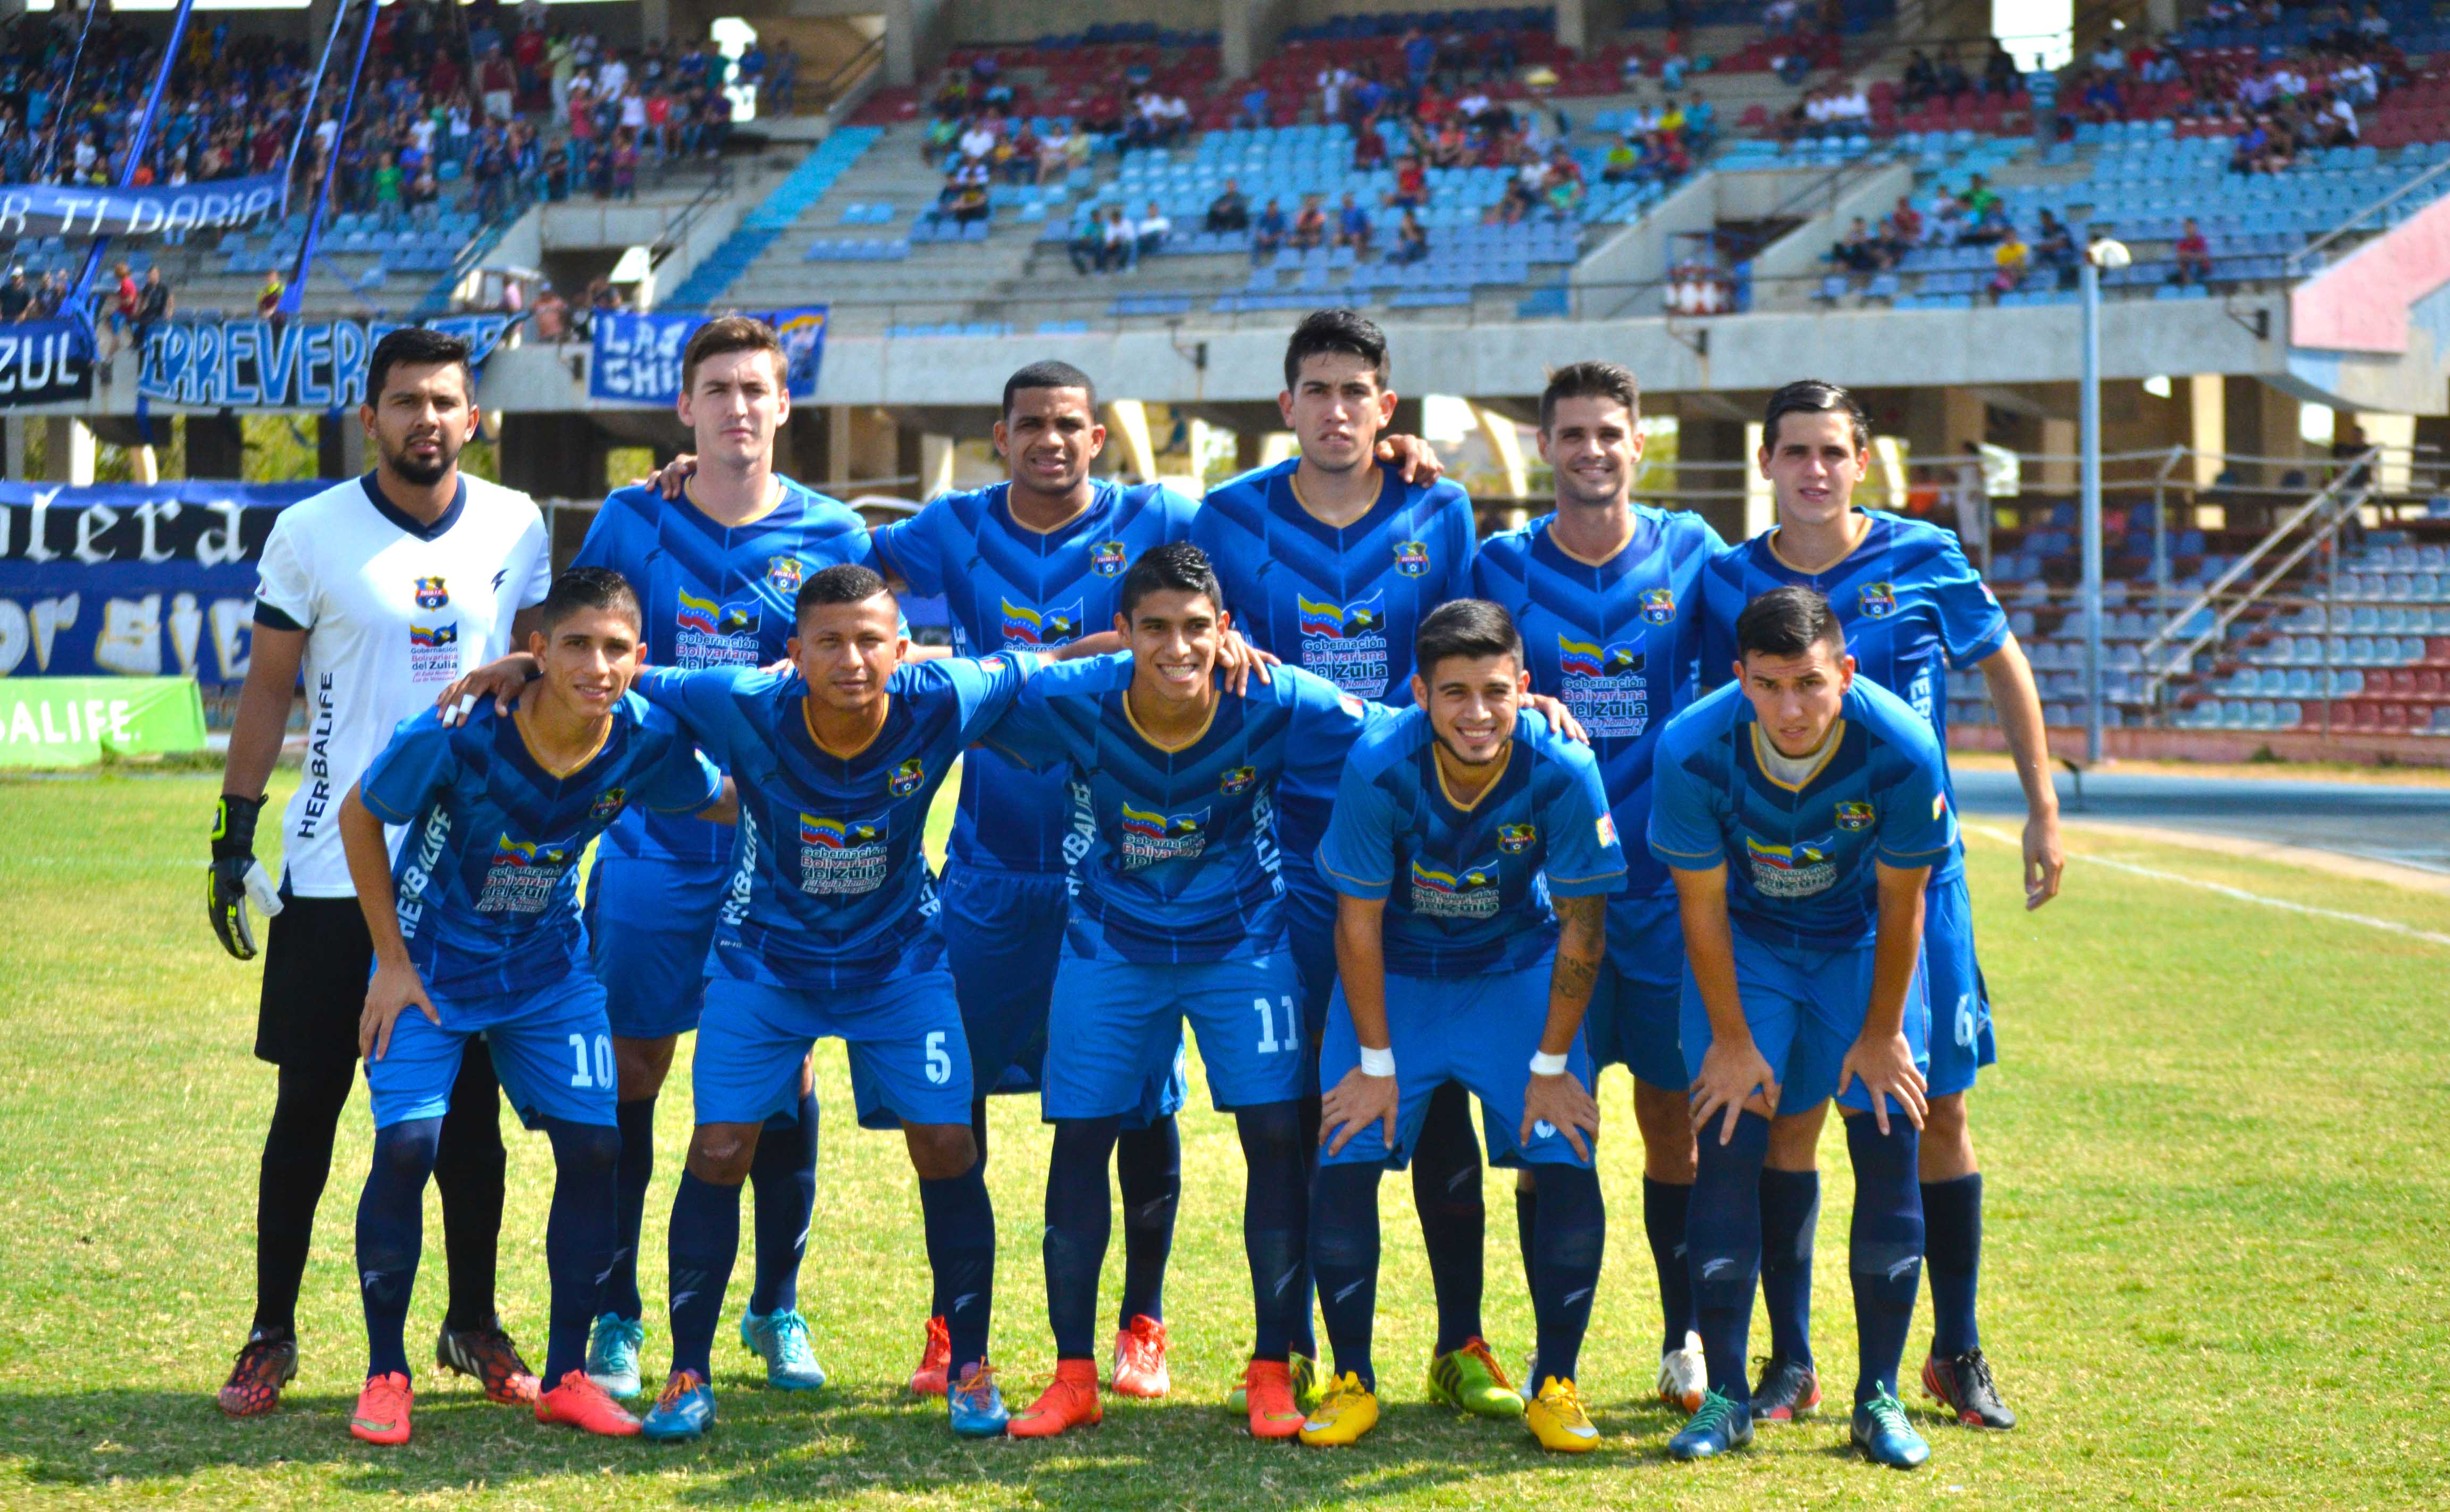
top-left (337, 568), bottom-right (734, 1444)
top-left (1649, 586), bottom-right (1950, 1471)
top-left (1302, 600), bottom-right (1623, 1452)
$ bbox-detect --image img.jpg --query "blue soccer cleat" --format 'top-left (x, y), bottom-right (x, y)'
top-left (640, 1371), bottom-right (716, 1441)
top-left (1667, 1386), bottom-right (1755, 1461)
top-left (1852, 1387), bottom-right (1931, 1469)
top-left (585, 1314), bottom-right (645, 1398)
top-left (739, 1308), bottom-right (827, 1391)
top-left (947, 1361), bottom-right (1010, 1438)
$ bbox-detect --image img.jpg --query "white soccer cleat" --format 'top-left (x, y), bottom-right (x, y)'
top-left (1658, 1330), bottom-right (1707, 1414)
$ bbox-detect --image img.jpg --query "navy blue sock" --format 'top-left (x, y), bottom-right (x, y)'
top-left (1922, 1173), bottom-right (1983, 1358)
top-left (1642, 1175), bottom-right (1698, 1355)
top-left (935, 1098), bottom-right (992, 1321)
top-left (1515, 1182), bottom-right (1539, 1286)
top-left (1115, 1115), bottom-right (1180, 1327)
top-left (920, 1160), bottom-right (996, 1377)
top-left (1308, 1161), bottom-right (1382, 1391)
top-left (605, 1096), bottom-right (656, 1321)
top-left (1686, 1111), bottom-right (1770, 1399)
top-left (1758, 1168), bottom-right (1820, 1370)
top-left (1845, 1114), bottom-right (1925, 1405)
top-left (541, 1117), bottom-right (621, 1384)
top-left (1237, 1101), bottom-right (1310, 1361)
top-left (1043, 1116), bottom-right (1122, 1360)
top-left (665, 1170), bottom-right (742, 1380)
top-left (1411, 1080), bottom-right (1486, 1354)
top-left (357, 1118), bottom-right (441, 1380)
top-left (1290, 1087), bottom-right (1323, 1358)
top-left (746, 1090), bottom-right (818, 1316)
top-left (1529, 1164), bottom-right (1605, 1387)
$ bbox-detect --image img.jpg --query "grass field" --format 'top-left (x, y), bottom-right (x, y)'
top-left (3, 768), bottom-right (2447, 1509)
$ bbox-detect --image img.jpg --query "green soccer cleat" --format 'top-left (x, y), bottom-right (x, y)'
top-left (739, 1308), bottom-right (827, 1391)
top-left (1225, 1350), bottom-right (1321, 1415)
top-left (585, 1314), bottom-right (645, 1398)
top-left (1425, 1338), bottom-right (1525, 1418)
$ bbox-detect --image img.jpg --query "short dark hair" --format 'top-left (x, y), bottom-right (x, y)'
top-left (538, 566), bottom-right (642, 634)
top-left (682, 314), bottom-right (787, 392)
top-left (1119, 541), bottom-right (1224, 620)
top-left (1415, 598), bottom-right (1523, 679)
top-left (1540, 360), bottom-right (1642, 433)
top-left (365, 326), bottom-right (473, 402)
top-left (794, 562), bottom-right (893, 620)
top-left (1762, 379), bottom-right (1870, 453)
top-left (1735, 586), bottom-right (1846, 661)
top-left (1002, 359), bottom-right (1097, 418)
top-left (1283, 307), bottom-right (1389, 393)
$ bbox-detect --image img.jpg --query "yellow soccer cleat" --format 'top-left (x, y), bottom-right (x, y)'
top-left (1524, 1375), bottom-right (1601, 1453)
top-left (1297, 1372), bottom-right (1381, 1447)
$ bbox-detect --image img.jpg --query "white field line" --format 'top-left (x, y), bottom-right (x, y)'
top-left (1964, 823), bottom-right (2450, 950)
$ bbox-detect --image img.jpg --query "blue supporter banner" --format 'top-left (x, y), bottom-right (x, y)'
top-left (589, 305), bottom-right (827, 406)
top-left (0, 481), bottom-right (321, 686)
top-left (0, 173), bottom-right (286, 239)
top-left (0, 318), bottom-right (96, 405)
top-left (136, 314), bottom-right (512, 409)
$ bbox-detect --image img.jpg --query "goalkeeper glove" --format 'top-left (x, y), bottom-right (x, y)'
top-left (208, 794), bottom-right (284, 960)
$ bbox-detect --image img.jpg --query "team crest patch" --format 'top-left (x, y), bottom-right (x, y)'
top-left (1219, 765), bottom-right (1257, 796)
top-left (1002, 597), bottom-right (1085, 647)
top-left (796, 813), bottom-right (888, 895)
top-left (766, 556), bottom-right (804, 594)
top-left (479, 833), bottom-right (577, 914)
top-left (1497, 822), bottom-right (1537, 854)
top-left (1118, 802), bottom-right (1209, 868)
top-left (1834, 800), bottom-right (1875, 831)
top-left (1409, 855), bottom-right (1502, 918)
top-left (1392, 540), bottom-right (1431, 578)
top-left (890, 758), bottom-right (925, 797)
top-left (1860, 582), bottom-right (1898, 618)
top-left (590, 788), bottom-right (630, 821)
top-left (1641, 587), bottom-right (1676, 625)
top-left (1743, 833), bottom-right (1837, 897)
top-left (1090, 540), bottom-right (1129, 577)
top-left (413, 576), bottom-right (449, 610)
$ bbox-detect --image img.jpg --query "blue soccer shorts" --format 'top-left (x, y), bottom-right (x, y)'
top-left (1318, 961), bottom-right (1596, 1171)
top-left (939, 863), bottom-right (1186, 1125)
top-left (365, 970), bottom-right (618, 1132)
top-left (584, 854), bottom-right (726, 1040)
top-left (1041, 951), bottom-right (1297, 1120)
top-left (698, 969), bottom-right (974, 1131)
top-left (1678, 929), bottom-right (1931, 1119)
top-left (1921, 871), bottom-right (1996, 1097)
top-left (1583, 891), bottom-right (1688, 1091)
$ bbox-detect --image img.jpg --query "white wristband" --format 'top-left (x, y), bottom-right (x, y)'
top-left (1358, 1045), bottom-right (1396, 1078)
top-left (1529, 1049), bottom-right (1570, 1077)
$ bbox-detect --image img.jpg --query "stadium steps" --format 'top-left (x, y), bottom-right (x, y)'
top-left (661, 127), bottom-right (886, 311)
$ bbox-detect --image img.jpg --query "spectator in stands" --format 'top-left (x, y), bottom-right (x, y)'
top-left (943, 159), bottom-right (990, 224)
top-left (1100, 206), bottom-right (1134, 270)
top-left (104, 262), bottom-right (140, 360)
top-left (1901, 48), bottom-right (1939, 110)
top-left (1333, 192), bottom-right (1373, 256)
top-left (1253, 197), bottom-right (1288, 264)
top-left (1135, 201), bottom-right (1172, 261)
top-left (1353, 116), bottom-right (1389, 170)
top-left (1934, 44), bottom-right (1972, 100)
top-left (133, 267), bottom-right (173, 352)
top-left (1390, 208), bottom-right (1429, 266)
top-left (1989, 229), bottom-right (2030, 298)
top-left (1601, 135), bottom-right (1640, 184)
top-left (1068, 215), bottom-right (1105, 275)
top-left (959, 114), bottom-right (999, 165)
top-left (2033, 209), bottom-right (2077, 287)
top-left (924, 114), bottom-right (961, 165)
top-left (257, 269), bottom-right (286, 327)
top-left (610, 128), bottom-right (639, 200)
top-left (1206, 179), bottom-right (1251, 233)
top-left (2173, 218), bottom-right (2214, 287)
top-left (768, 40), bottom-right (798, 114)
top-left (1832, 217), bottom-right (1881, 274)
top-left (1389, 153), bottom-right (1430, 211)
top-left (1291, 194), bottom-right (1328, 251)
top-left (735, 37), bottom-right (767, 111)
top-left (2322, 90), bottom-right (2359, 146)
top-left (1889, 194), bottom-right (1923, 246)
top-left (1235, 84), bottom-right (1271, 131)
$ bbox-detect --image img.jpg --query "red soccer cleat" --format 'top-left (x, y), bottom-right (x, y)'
top-left (1243, 1358), bottom-right (1304, 1440)
top-left (1110, 1314), bottom-right (1171, 1398)
top-left (1008, 1358), bottom-right (1102, 1439)
top-left (349, 1372), bottom-right (414, 1446)
top-left (217, 1332), bottom-right (299, 1418)
top-left (536, 1370), bottom-right (644, 1437)
top-left (910, 1315), bottom-right (951, 1397)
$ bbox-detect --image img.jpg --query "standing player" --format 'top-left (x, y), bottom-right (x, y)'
top-left (626, 564), bottom-right (1055, 1441)
top-left (335, 569), bottom-right (730, 1444)
top-left (1651, 585), bottom-right (1952, 1471)
top-left (981, 543), bottom-right (1375, 1442)
top-left (209, 327), bottom-right (549, 1417)
top-left (1698, 381), bottom-right (2060, 1429)
top-left (1472, 360), bottom-right (1725, 1414)
top-left (1302, 600), bottom-right (1623, 1452)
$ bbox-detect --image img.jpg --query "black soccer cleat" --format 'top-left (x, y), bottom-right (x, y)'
top-left (1922, 1348), bottom-right (2016, 1430)
top-left (1749, 1355), bottom-right (1823, 1422)
top-left (437, 1315), bottom-right (541, 1405)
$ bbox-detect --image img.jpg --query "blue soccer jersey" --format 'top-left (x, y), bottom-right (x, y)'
top-left (1471, 506), bottom-right (1726, 902)
top-left (1315, 706), bottom-right (1625, 977)
top-left (356, 696), bottom-right (723, 998)
top-left (634, 653), bottom-right (1035, 989)
top-left (570, 478), bottom-right (878, 868)
top-left (1647, 678), bottom-right (1957, 953)
top-left (981, 656), bottom-right (1376, 965)
top-left (872, 478), bottom-right (1198, 875)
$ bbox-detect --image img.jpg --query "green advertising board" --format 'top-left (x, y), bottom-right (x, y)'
top-left (0, 677), bottom-right (208, 767)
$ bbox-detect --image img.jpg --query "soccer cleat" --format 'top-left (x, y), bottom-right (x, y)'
top-left (1008, 1359), bottom-right (1101, 1439)
top-left (1750, 1356), bottom-right (1823, 1422)
top-left (1658, 1330), bottom-right (1708, 1413)
top-left (1224, 1349), bottom-right (1321, 1415)
top-left (1425, 1338), bottom-right (1524, 1418)
top-left (536, 1370), bottom-right (643, 1437)
top-left (348, 1372), bottom-right (414, 1446)
top-left (1243, 1358), bottom-right (1305, 1440)
top-left (1852, 1387), bottom-right (1932, 1469)
top-left (585, 1314), bottom-right (645, 1398)
top-left (1110, 1314), bottom-right (1170, 1398)
top-left (1923, 1348), bottom-right (2016, 1430)
top-left (217, 1331), bottom-right (299, 1417)
top-left (740, 1307), bottom-right (827, 1391)
top-left (1667, 1386), bottom-right (1755, 1461)
top-left (947, 1362), bottom-right (1010, 1438)
top-left (1297, 1372), bottom-right (1380, 1447)
top-left (435, 1315), bottom-right (541, 1405)
top-left (911, 1315), bottom-right (952, 1397)
top-left (640, 1370), bottom-right (716, 1441)
top-left (1523, 1376), bottom-right (1601, 1452)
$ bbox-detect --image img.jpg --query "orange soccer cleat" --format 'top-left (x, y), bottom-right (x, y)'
top-left (1242, 1358), bottom-right (1305, 1440)
top-left (348, 1372), bottom-right (414, 1446)
top-left (910, 1315), bottom-right (951, 1397)
top-left (536, 1370), bottom-right (644, 1437)
top-left (1007, 1358), bottom-right (1102, 1439)
top-left (1110, 1314), bottom-right (1171, 1398)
